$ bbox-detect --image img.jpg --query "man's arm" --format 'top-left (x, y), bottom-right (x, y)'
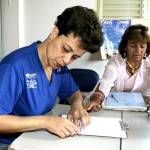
top-left (67, 90), bottom-right (91, 129)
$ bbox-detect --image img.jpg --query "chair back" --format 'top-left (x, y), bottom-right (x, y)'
top-left (70, 68), bottom-right (100, 92)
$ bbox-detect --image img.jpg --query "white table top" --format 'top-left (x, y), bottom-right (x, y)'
top-left (11, 104), bottom-right (150, 150)
top-left (122, 111), bottom-right (150, 150)
top-left (11, 104), bottom-right (121, 150)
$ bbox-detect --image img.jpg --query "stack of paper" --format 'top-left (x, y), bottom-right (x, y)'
top-left (102, 92), bottom-right (147, 111)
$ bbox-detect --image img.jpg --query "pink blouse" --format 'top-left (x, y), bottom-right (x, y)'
top-left (123, 71), bottom-right (137, 92)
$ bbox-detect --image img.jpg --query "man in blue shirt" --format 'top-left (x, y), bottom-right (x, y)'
top-left (0, 5), bottom-right (103, 148)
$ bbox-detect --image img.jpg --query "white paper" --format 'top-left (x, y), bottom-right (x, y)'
top-left (62, 115), bottom-right (127, 139)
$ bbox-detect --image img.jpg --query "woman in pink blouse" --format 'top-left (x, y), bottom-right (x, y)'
top-left (84, 24), bottom-right (150, 111)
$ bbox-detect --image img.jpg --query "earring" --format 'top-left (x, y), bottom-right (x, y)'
top-left (143, 53), bottom-right (147, 59)
top-left (123, 52), bottom-right (127, 58)
top-left (49, 34), bottom-right (52, 41)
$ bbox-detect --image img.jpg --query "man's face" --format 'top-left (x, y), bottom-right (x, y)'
top-left (46, 32), bottom-right (86, 68)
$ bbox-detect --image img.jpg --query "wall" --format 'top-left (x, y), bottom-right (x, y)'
top-left (145, 0), bottom-right (150, 19)
top-left (1, 0), bottom-right (19, 57)
top-left (21, 0), bottom-right (106, 75)
top-left (1, 0), bottom-right (150, 77)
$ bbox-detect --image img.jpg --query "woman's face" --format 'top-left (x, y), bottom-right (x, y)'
top-left (46, 32), bottom-right (86, 68)
top-left (126, 39), bottom-right (147, 62)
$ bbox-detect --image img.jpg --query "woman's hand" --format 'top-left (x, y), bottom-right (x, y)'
top-left (83, 101), bottom-right (102, 112)
top-left (83, 91), bottom-right (104, 112)
top-left (147, 101), bottom-right (150, 108)
top-left (143, 96), bottom-right (150, 108)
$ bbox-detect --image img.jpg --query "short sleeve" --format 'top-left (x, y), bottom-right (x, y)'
top-left (0, 63), bottom-right (23, 114)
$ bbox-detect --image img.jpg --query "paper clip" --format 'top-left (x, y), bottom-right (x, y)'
top-left (147, 109), bottom-right (150, 118)
top-left (119, 120), bottom-right (129, 131)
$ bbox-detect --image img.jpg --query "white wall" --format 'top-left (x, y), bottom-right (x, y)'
top-left (145, 0), bottom-right (150, 19)
top-left (22, 0), bottom-right (96, 46)
top-left (1, 0), bottom-right (150, 77)
top-left (1, 0), bottom-right (19, 57)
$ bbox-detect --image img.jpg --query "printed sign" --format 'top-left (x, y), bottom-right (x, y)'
top-left (101, 20), bottom-right (131, 59)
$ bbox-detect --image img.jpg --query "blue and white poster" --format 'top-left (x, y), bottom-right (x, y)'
top-left (101, 20), bottom-right (131, 59)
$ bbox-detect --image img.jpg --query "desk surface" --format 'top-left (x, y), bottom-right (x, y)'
top-left (11, 105), bottom-right (150, 150)
top-left (122, 111), bottom-right (150, 150)
top-left (11, 105), bottom-right (121, 150)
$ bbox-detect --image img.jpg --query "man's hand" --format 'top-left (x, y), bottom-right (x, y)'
top-left (67, 102), bottom-right (91, 129)
top-left (44, 116), bottom-right (80, 138)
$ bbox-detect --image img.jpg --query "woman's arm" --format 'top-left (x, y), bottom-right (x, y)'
top-left (83, 83), bottom-right (105, 112)
top-left (83, 56), bottom-right (123, 112)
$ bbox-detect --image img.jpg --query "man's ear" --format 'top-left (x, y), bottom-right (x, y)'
top-left (50, 26), bottom-right (59, 39)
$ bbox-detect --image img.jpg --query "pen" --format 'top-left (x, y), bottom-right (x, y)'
top-left (78, 119), bottom-right (82, 131)
top-left (148, 108), bottom-right (150, 118)
top-left (110, 94), bottom-right (118, 102)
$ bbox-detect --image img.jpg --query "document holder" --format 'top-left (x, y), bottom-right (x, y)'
top-left (148, 109), bottom-right (150, 118)
top-left (119, 120), bottom-right (129, 131)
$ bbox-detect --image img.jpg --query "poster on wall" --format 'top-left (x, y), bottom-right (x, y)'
top-left (101, 20), bottom-right (131, 59)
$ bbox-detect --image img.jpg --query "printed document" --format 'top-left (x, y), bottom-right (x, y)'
top-left (102, 92), bottom-right (147, 111)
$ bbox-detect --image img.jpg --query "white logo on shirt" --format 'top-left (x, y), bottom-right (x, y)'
top-left (25, 73), bottom-right (38, 88)
top-left (26, 79), bottom-right (37, 88)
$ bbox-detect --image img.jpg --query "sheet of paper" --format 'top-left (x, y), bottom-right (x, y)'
top-left (62, 115), bottom-right (127, 139)
top-left (103, 92), bottom-right (147, 111)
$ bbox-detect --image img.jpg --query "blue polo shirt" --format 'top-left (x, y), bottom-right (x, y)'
top-left (0, 41), bottom-right (79, 144)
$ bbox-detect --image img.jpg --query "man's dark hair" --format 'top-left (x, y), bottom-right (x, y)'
top-left (55, 5), bottom-right (104, 53)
